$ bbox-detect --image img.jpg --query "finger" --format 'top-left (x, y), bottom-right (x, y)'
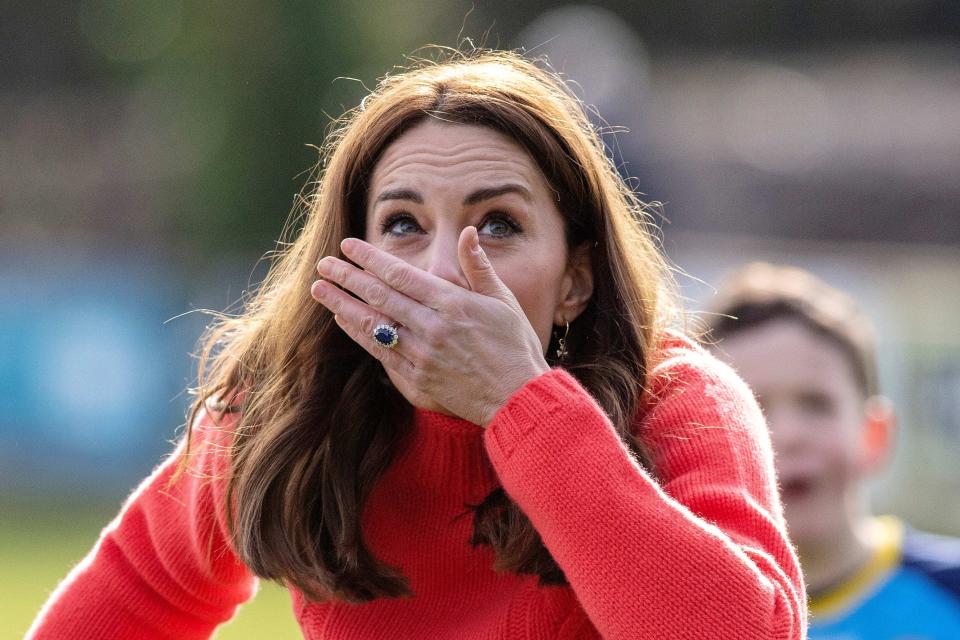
top-left (332, 314), bottom-right (418, 380)
top-left (311, 279), bottom-right (418, 358)
top-left (310, 280), bottom-right (400, 340)
top-left (316, 256), bottom-right (432, 331)
top-left (457, 226), bottom-right (513, 300)
top-left (340, 238), bottom-right (457, 309)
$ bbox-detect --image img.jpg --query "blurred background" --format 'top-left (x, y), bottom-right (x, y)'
top-left (3, 1), bottom-right (958, 636)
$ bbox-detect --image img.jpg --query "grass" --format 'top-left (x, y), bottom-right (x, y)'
top-left (3, 501), bottom-right (301, 639)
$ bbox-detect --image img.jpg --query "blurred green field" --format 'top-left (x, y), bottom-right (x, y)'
top-left (3, 501), bottom-right (301, 638)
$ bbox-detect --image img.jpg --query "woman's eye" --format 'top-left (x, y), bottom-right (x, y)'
top-left (478, 214), bottom-right (521, 238)
top-left (380, 214), bottom-right (421, 236)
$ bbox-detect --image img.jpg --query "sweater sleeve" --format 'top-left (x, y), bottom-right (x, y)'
top-left (27, 405), bottom-right (258, 640)
top-left (483, 338), bottom-right (807, 640)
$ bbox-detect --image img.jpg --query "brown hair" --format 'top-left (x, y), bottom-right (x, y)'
top-left (181, 49), bottom-right (677, 603)
top-left (703, 261), bottom-right (878, 396)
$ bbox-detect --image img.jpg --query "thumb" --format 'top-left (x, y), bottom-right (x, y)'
top-left (458, 226), bottom-right (511, 299)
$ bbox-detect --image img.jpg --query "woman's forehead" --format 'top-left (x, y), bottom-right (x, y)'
top-left (369, 121), bottom-right (548, 198)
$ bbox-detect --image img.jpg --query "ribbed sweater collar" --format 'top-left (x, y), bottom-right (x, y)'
top-left (383, 407), bottom-right (498, 497)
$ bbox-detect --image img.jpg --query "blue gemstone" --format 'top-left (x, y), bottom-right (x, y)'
top-left (374, 327), bottom-right (396, 346)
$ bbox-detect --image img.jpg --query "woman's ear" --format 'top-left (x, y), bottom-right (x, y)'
top-left (554, 242), bottom-right (594, 325)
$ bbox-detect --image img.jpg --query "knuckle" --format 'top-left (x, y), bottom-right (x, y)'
top-left (383, 262), bottom-right (411, 290)
top-left (365, 283), bottom-right (389, 307)
top-left (359, 315), bottom-right (376, 334)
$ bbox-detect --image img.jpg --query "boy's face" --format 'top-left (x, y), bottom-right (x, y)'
top-left (714, 319), bottom-right (870, 547)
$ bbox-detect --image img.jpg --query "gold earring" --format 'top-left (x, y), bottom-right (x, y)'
top-left (556, 319), bottom-right (570, 361)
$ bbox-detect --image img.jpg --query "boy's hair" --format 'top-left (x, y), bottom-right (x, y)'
top-left (704, 262), bottom-right (878, 397)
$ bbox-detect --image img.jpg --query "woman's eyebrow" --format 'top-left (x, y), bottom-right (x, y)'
top-left (375, 188), bottom-right (423, 204)
top-left (375, 184), bottom-right (533, 206)
top-left (464, 184), bottom-right (532, 205)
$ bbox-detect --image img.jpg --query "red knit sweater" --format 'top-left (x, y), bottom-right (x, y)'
top-left (28, 335), bottom-right (807, 639)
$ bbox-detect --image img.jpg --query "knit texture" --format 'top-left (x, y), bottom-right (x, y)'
top-left (28, 334), bottom-right (807, 639)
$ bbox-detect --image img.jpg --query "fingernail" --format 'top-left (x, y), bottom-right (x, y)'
top-left (470, 228), bottom-right (482, 254)
top-left (312, 281), bottom-right (326, 299)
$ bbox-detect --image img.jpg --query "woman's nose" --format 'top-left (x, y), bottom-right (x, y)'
top-left (424, 237), bottom-right (470, 289)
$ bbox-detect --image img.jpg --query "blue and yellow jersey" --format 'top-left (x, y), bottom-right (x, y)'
top-left (809, 516), bottom-right (960, 639)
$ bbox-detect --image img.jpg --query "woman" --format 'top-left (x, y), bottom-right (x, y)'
top-left (29, 51), bottom-right (806, 639)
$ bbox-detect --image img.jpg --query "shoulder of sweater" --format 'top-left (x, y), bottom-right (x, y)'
top-left (184, 391), bottom-right (244, 453)
top-left (636, 329), bottom-right (761, 428)
top-left (648, 329), bottom-right (745, 391)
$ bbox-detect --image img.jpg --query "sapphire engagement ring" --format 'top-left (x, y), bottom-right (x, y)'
top-left (372, 322), bottom-right (400, 349)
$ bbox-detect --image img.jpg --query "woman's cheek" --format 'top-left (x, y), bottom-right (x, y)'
top-left (502, 275), bottom-right (556, 351)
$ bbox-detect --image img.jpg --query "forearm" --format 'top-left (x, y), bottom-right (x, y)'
top-left (28, 411), bottom-right (257, 639)
top-left (484, 368), bottom-right (805, 640)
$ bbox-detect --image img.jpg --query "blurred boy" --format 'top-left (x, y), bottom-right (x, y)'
top-left (704, 262), bottom-right (960, 639)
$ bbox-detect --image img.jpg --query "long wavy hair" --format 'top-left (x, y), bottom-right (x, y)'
top-left (180, 49), bottom-right (678, 603)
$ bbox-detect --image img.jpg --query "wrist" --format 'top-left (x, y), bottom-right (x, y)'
top-left (482, 357), bottom-right (551, 427)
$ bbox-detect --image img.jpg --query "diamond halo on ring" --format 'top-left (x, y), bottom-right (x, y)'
top-left (372, 322), bottom-right (400, 349)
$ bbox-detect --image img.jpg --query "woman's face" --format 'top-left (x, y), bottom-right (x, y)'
top-left (363, 120), bottom-right (591, 407)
